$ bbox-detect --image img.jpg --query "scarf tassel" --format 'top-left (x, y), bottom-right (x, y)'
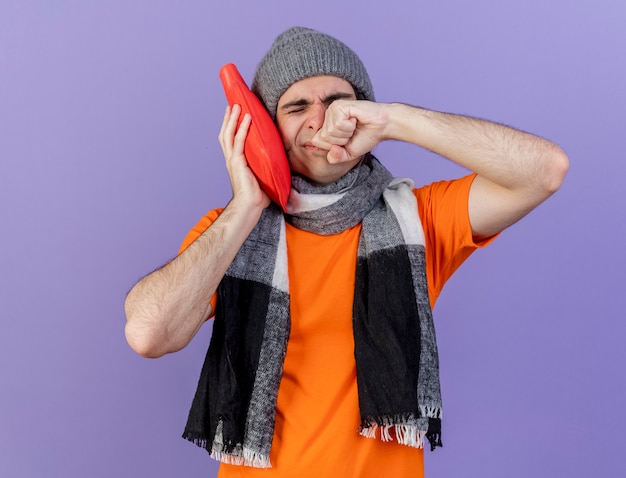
top-left (359, 409), bottom-right (443, 451)
top-left (209, 447), bottom-right (272, 469)
top-left (184, 429), bottom-right (273, 468)
top-left (359, 422), bottom-right (426, 448)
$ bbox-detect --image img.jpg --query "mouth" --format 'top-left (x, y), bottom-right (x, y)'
top-left (303, 142), bottom-right (326, 152)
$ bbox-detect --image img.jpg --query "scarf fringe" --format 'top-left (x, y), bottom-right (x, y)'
top-left (358, 407), bottom-right (442, 449)
top-left (183, 437), bottom-right (272, 469)
top-left (209, 448), bottom-right (271, 469)
top-left (420, 405), bottom-right (442, 419)
top-left (359, 423), bottom-right (427, 449)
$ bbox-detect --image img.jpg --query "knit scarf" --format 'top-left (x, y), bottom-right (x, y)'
top-left (182, 155), bottom-right (443, 468)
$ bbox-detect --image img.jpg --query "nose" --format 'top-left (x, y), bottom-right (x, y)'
top-left (305, 102), bottom-right (326, 131)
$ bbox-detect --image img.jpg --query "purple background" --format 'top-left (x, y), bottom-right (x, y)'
top-left (1, 1), bottom-right (624, 476)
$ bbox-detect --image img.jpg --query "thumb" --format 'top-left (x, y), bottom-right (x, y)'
top-left (327, 144), bottom-right (352, 164)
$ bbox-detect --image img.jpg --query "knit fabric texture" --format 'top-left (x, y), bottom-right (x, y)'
top-left (251, 26), bottom-right (375, 120)
top-left (182, 156), bottom-right (443, 468)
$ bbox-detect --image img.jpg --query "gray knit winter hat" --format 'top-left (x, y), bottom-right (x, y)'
top-left (251, 26), bottom-right (375, 120)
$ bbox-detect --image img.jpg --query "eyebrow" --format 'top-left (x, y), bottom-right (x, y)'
top-left (280, 92), bottom-right (355, 110)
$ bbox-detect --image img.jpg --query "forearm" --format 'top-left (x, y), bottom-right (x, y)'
top-left (385, 103), bottom-right (567, 194)
top-left (124, 198), bottom-right (264, 358)
top-left (382, 103), bottom-right (569, 237)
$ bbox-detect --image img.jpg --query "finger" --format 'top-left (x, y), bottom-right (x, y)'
top-left (218, 105), bottom-right (231, 148)
top-left (220, 104), bottom-right (242, 156)
top-left (327, 144), bottom-right (352, 164)
top-left (313, 116), bottom-right (357, 148)
top-left (310, 131), bottom-right (333, 150)
top-left (226, 104), bottom-right (242, 137)
top-left (232, 113), bottom-right (251, 155)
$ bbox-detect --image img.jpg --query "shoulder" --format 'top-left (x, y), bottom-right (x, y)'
top-left (178, 207), bottom-right (225, 254)
top-left (413, 174), bottom-right (476, 206)
top-left (412, 174), bottom-right (496, 306)
top-left (413, 174), bottom-right (476, 229)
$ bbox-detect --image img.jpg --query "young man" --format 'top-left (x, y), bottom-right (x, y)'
top-left (124, 27), bottom-right (568, 477)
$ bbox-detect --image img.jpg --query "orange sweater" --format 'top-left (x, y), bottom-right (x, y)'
top-left (180, 175), bottom-right (493, 477)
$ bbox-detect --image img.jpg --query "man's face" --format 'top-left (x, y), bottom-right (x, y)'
top-left (275, 75), bottom-right (359, 185)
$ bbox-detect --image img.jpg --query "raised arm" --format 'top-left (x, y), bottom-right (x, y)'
top-left (124, 106), bottom-right (269, 358)
top-left (312, 101), bottom-right (569, 239)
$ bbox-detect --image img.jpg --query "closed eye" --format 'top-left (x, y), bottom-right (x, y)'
top-left (323, 93), bottom-right (354, 106)
top-left (281, 100), bottom-right (309, 114)
top-left (280, 92), bottom-right (355, 115)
